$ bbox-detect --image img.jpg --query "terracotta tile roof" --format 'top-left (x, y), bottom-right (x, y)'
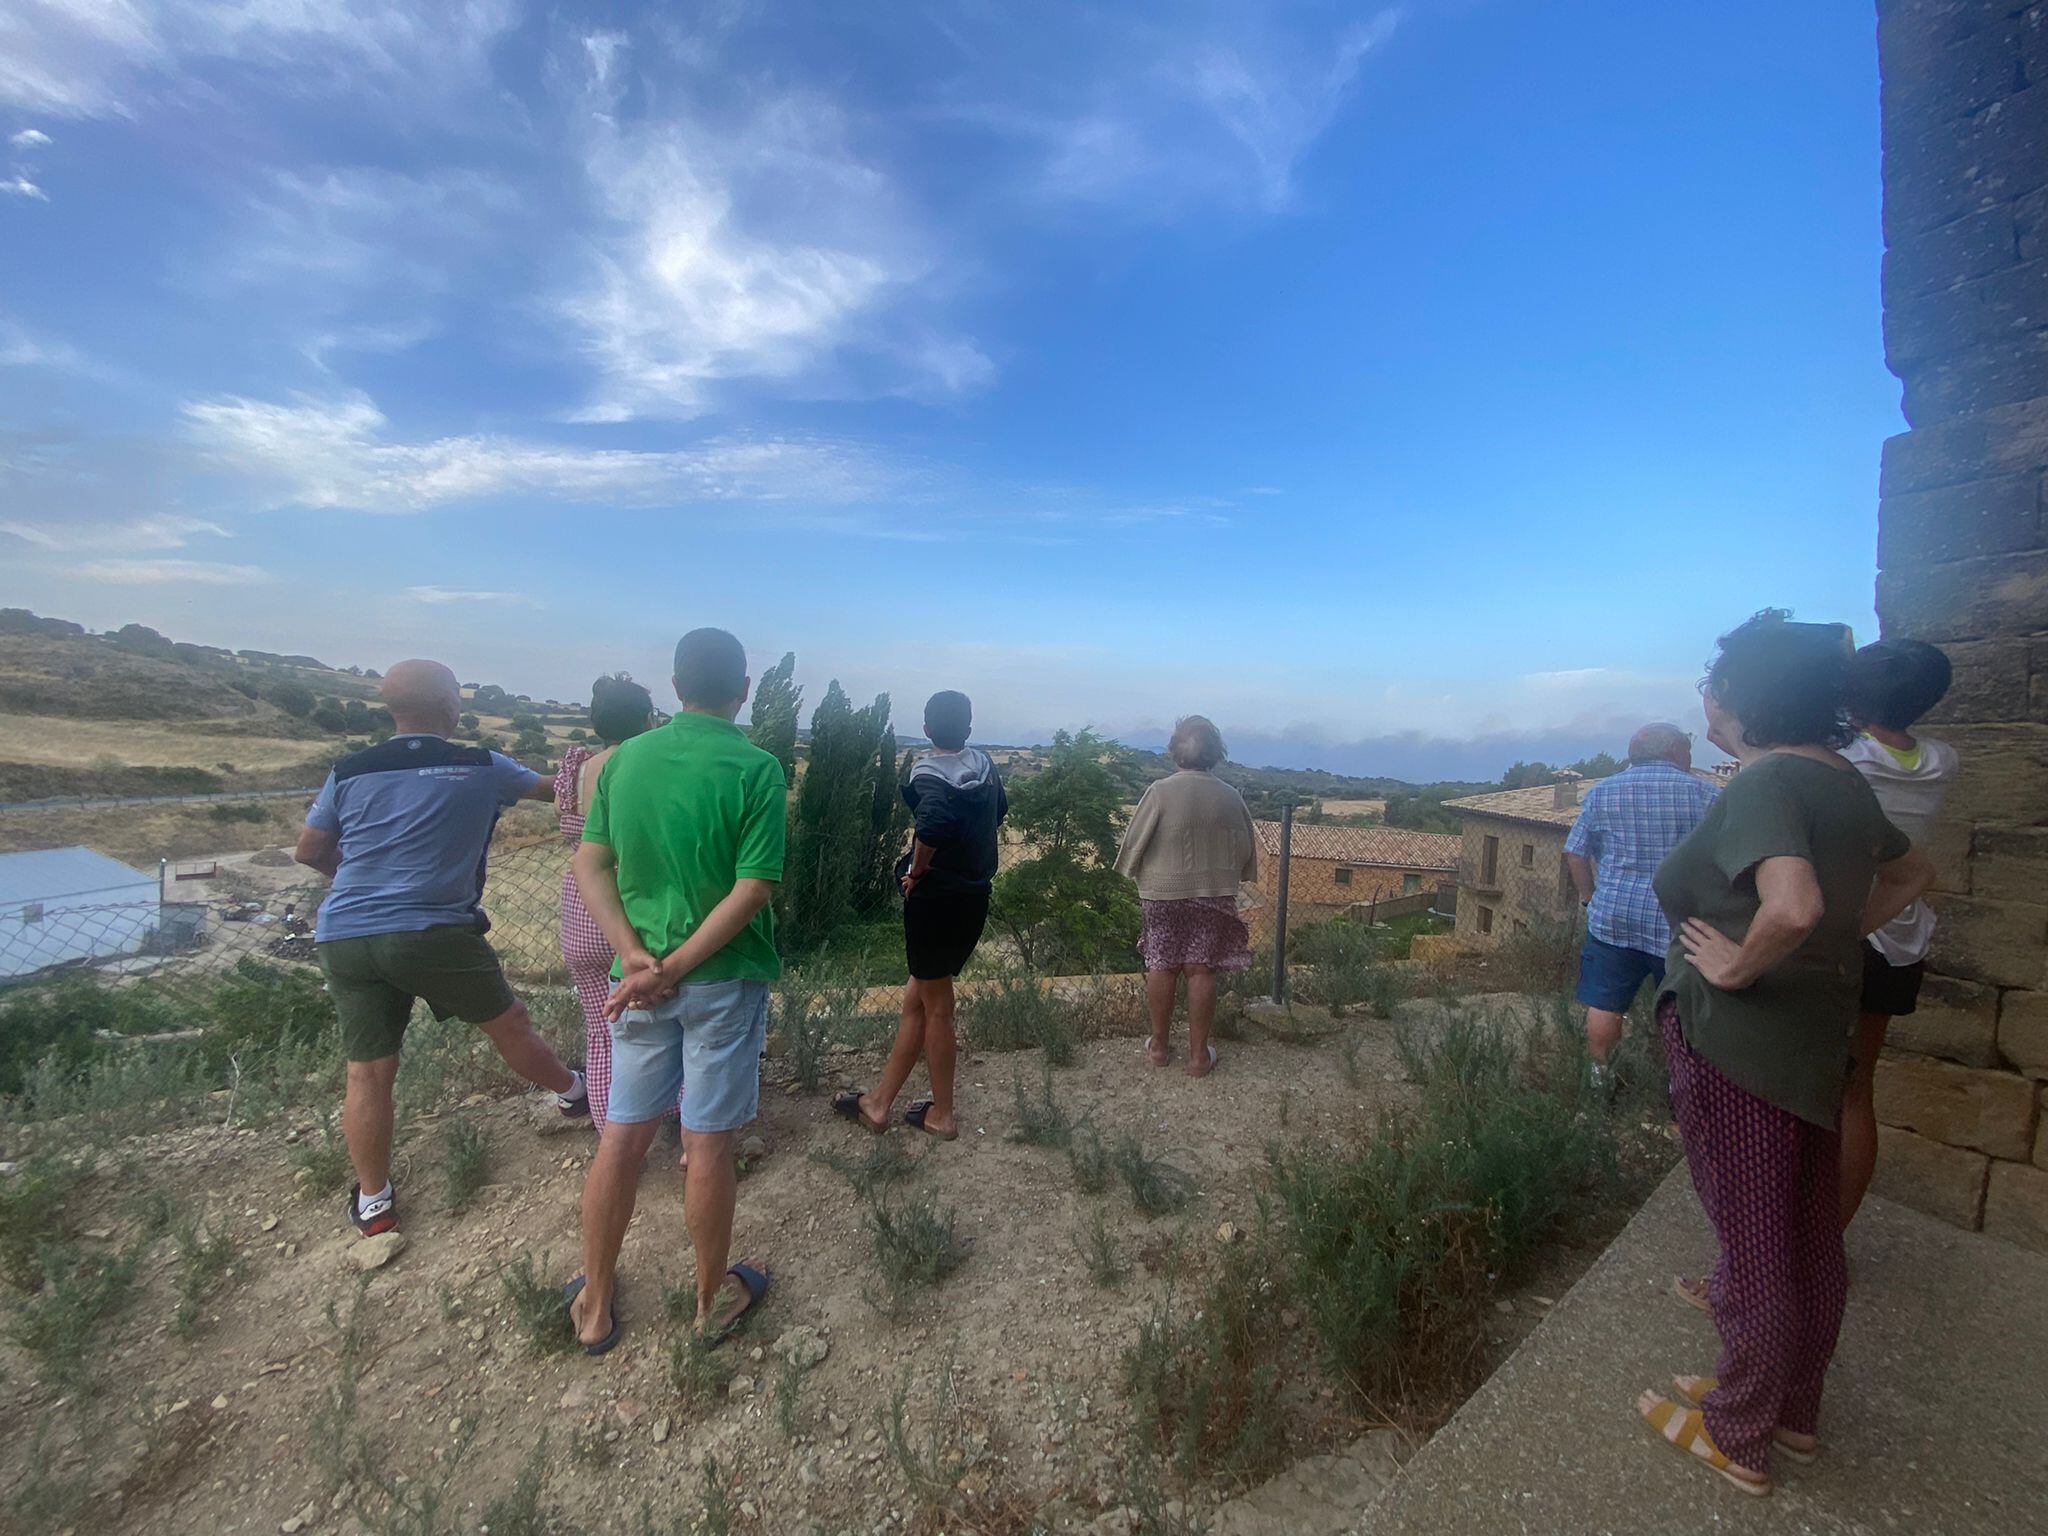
top-left (1441, 784), bottom-right (1587, 830)
top-left (1252, 822), bottom-right (1461, 871)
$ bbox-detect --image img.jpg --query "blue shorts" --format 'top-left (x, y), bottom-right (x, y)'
top-left (605, 979), bottom-right (768, 1132)
top-left (1575, 934), bottom-right (1665, 1013)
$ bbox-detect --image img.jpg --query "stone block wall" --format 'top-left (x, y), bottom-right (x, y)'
top-left (1876, 0), bottom-right (2048, 1249)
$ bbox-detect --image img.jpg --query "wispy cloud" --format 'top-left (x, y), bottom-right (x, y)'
top-left (0, 514), bottom-right (228, 552)
top-left (560, 38), bottom-right (980, 420)
top-left (1, 175), bottom-right (46, 200)
top-left (75, 557), bottom-right (271, 587)
top-left (0, 0), bottom-right (515, 119)
top-left (404, 585), bottom-right (533, 606)
top-left (183, 389), bottom-right (903, 512)
top-left (9, 128), bottom-right (52, 150)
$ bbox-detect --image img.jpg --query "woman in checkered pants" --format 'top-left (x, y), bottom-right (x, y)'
top-left (554, 675), bottom-right (667, 1134)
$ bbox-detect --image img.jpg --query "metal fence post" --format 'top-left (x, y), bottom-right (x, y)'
top-left (1271, 800), bottom-right (1293, 1005)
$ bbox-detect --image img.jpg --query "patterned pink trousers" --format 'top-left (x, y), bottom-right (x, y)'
top-left (1660, 999), bottom-right (1847, 1474)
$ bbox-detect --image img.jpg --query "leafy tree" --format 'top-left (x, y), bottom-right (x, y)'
top-left (458, 712), bottom-right (480, 732)
top-left (748, 652), bottom-right (802, 778)
top-left (268, 679), bottom-right (316, 718)
top-left (1570, 751), bottom-right (1625, 779)
top-left (111, 623), bottom-right (174, 658)
top-left (784, 682), bottom-right (898, 950)
top-left (310, 703), bottom-right (348, 733)
top-left (991, 729), bottom-right (1143, 973)
top-left (514, 725), bottom-right (549, 756)
top-left (472, 683), bottom-right (511, 712)
top-left (1382, 791), bottom-right (1464, 834)
top-left (567, 727), bottom-right (588, 742)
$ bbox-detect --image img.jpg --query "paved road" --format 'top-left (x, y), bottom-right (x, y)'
top-left (0, 786), bottom-right (320, 815)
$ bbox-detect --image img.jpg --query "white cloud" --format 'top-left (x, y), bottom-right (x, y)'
top-left (948, 6), bottom-right (1402, 217)
top-left (0, 0), bottom-right (515, 119)
top-left (183, 389), bottom-right (901, 512)
top-left (404, 585), bottom-right (532, 606)
top-left (0, 175), bottom-right (47, 200)
top-left (75, 557), bottom-right (271, 586)
top-left (0, 514), bottom-right (228, 552)
top-left (560, 46), bottom-right (979, 420)
top-left (9, 128), bottom-right (50, 149)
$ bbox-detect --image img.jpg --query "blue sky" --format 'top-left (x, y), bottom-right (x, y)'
top-left (0, 1), bottom-right (1897, 780)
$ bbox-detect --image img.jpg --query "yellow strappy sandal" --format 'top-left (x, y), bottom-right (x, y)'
top-left (1671, 1375), bottom-right (1819, 1464)
top-left (1637, 1391), bottom-right (1772, 1496)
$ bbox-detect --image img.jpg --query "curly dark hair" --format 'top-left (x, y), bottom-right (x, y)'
top-left (1703, 609), bottom-right (1855, 751)
top-left (589, 672), bottom-right (655, 746)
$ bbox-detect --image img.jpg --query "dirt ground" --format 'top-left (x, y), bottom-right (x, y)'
top-left (0, 1007), bottom-right (1647, 1536)
top-left (0, 803), bottom-right (310, 865)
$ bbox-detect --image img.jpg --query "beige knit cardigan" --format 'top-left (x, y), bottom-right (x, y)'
top-left (1112, 770), bottom-right (1259, 902)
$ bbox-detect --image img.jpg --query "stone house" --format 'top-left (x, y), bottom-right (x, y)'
top-left (1441, 778), bottom-right (1587, 944)
top-left (1248, 822), bottom-right (1458, 927)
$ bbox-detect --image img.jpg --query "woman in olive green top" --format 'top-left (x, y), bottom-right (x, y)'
top-left (1636, 612), bottom-right (1934, 1496)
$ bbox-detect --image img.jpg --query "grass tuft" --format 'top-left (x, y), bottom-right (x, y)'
top-left (499, 1253), bottom-right (575, 1355)
top-left (1067, 1120), bottom-right (1112, 1195)
top-left (668, 1330), bottom-right (734, 1407)
top-left (1076, 1205), bottom-right (1129, 1289)
top-left (479, 1435), bottom-right (552, 1536)
top-left (0, 1154), bottom-right (81, 1292)
top-left (1112, 1134), bottom-right (1196, 1216)
top-left (4, 1241), bottom-right (140, 1394)
top-left (438, 1117), bottom-right (490, 1213)
top-left (288, 1110), bottom-right (353, 1201)
top-left (810, 1135), bottom-right (919, 1200)
top-left (863, 1184), bottom-right (969, 1315)
top-left (1007, 1060), bottom-right (1072, 1148)
top-left (170, 1212), bottom-right (236, 1339)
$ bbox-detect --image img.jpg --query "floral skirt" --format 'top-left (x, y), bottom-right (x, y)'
top-left (1138, 896), bottom-right (1252, 973)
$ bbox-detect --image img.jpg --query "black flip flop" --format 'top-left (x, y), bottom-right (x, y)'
top-left (561, 1275), bottom-right (622, 1357)
top-left (904, 1100), bottom-right (958, 1141)
top-left (832, 1089), bottom-right (885, 1133)
top-left (705, 1263), bottom-right (770, 1349)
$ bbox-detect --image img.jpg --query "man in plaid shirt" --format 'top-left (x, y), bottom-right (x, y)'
top-left (1563, 723), bottom-right (1718, 1074)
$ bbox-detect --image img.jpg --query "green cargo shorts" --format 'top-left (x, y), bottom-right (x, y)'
top-left (317, 924), bottom-right (519, 1062)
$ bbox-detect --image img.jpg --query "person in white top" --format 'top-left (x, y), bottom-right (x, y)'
top-left (1840, 639), bottom-right (1958, 1228)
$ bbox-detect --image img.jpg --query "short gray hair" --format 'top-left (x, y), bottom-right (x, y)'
top-left (1627, 722), bottom-right (1691, 765)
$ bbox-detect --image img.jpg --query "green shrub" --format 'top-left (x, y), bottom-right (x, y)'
top-left (1293, 919), bottom-right (1402, 1017)
top-left (439, 1118), bottom-right (490, 1213)
top-left (170, 1212), bottom-right (236, 1339)
top-left (863, 1185), bottom-right (968, 1314)
top-left (962, 970), bottom-right (1079, 1064)
top-left (4, 1241), bottom-right (140, 1394)
top-left (811, 1136), bottom-right (919, 1201)
top-left (1067, 1122), bottom-right (1112, 1195)
top-left (499, 1254), bottom-right (575, 1355)
top-left (1112, 1134), bottom-right (1196, 1216)
top-left (1271, 1000), bottom-right (1620, 1398)
top-left (197, 959), bottom-right (338, 1073)
top-left (1122, 1241), bottom-right (1289, 1482)
top-left (775, 952), bottom-right (874, 1090)
top-left (1007, 1061), bottom-right (1072, 1148)
top-left (0, 1154), bottom-right (81, 1291)
top-left (1076, 1206), bottom-right (1128, 1289)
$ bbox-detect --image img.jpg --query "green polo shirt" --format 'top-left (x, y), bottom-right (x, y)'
top-left (581, 710), bottom-right (787, 983)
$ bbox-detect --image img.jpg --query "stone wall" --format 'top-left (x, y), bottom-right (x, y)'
top-left (1452, 817), bottom-right (1576, 945)
top-left (1875, 0), bottom-right (2048, 1248)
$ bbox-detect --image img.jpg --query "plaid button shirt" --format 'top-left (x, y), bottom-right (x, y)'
top-left (1563, 762), bottom-right (1719, 955)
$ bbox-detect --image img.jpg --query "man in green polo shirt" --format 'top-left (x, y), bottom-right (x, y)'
top-left (566, 628), bottom-right (784, 1352)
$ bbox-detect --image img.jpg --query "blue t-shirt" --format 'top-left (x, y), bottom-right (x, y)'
top-left (306, 734), bottom-right (540, 942)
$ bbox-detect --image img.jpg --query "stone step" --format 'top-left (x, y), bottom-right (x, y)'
top-left (1210, 1432), bottom-right (1404, 1536)
top-left (1349, 1165), bottom-right (2048, 1534)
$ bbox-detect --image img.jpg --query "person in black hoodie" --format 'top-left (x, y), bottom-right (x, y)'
top-left (834, 691), bottom-right (1006, 1140)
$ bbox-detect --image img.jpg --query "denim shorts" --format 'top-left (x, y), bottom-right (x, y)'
top-left (1575, 933), bottom-right (1666, 1013)
top-left (605, 978), bottom-right (768, 1132)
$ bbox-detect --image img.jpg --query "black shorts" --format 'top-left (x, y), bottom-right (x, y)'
top-left (904, 887), bottom-right (991, 981)
top-left (1861, 941), bottom-right (1925, 1017)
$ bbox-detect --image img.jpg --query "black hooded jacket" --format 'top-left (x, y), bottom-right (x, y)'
top-left (898, 747), bottom-right (1008, 894)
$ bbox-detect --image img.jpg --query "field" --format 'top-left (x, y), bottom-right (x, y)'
top-left (0, 802), bottom-right (309, 866)
top-left (0, 971), bottom-right (1673, 1536)
top-left (0, 715), bottom-right (332, 778)
top-left (1308, 799), bottom-right (1387, 819)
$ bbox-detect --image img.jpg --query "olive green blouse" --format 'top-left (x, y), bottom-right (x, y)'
top-left (1653, 753), bottom-right (1911, 1128)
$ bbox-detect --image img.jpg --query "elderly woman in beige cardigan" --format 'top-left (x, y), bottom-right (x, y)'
top-left (1114, 716), bottom-right (1259, 1077)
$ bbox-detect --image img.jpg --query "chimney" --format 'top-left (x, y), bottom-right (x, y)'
top-left (1551, 769), bottom-right (1584, 810)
